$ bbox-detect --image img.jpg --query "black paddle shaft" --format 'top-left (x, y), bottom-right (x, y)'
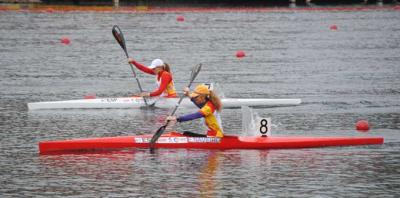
top-left (112, 25), bottom-right (149, 106)
top-left (149, 64), bottom-right (202, 152)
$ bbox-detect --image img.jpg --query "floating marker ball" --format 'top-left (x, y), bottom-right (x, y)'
top-left (236, 50), bottom-right (246, 58)
top-left (84, 94), bottom-right (96, 99)
top-left (60, 37), bottom-right (71, 45)
top-left (176, 15), bottom-right (185, 22)
top-left (330, 25), bottom-right (338, 31)
top-left (356, 120), bottom-right (370, 131)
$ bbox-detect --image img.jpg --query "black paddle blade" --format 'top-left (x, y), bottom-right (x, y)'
top-left (191, 64), bottom-right (202, 81)
top-left (139, 102), bottom-right (156, 110)
top-left (149, 124), bottom-right (167, 149)
top-left (187, 63), bottom-right (202, 88)
top-left (112, 25), bottom-right (128, 57)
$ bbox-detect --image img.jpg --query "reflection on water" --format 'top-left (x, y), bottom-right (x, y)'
top-left (35, 147), bottom-right (396, 197)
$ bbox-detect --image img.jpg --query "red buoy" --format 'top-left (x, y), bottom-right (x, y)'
top-left (84, 94), bottom-right (96, 99)
top-left (330, 25), bottom-right (338, 31)
top-left (60, 37), bottom-right (71, 45)
top-left (236, 50), bottom-right (246, 58)
top-left (176, 15), bottom-right (185, 22)
top-left (356, 120), bottom-right (370, 131)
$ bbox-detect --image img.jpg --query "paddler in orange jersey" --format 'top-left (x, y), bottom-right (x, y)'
top-left (128, 58), bottom-right (177, 98)
top-left (166, 84), bottom-right (224, 138)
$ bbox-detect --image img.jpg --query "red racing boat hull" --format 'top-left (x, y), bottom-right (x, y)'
top-left (38, 132), bottom-right (384, 154)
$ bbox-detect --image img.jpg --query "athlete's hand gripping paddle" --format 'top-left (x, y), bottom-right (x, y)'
top-left (112, 25), bottom-right (149, 106)
top-left (149, 63), bottom-right (202, 152)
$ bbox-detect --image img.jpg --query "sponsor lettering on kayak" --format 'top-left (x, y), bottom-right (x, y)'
top-left (129, 98), bottom-right (142, 103)
top-left (188, 137), bottom-right (220, 143)
top-left (101, 98), bottom-right (118, 103)
top-left (134, 137), bottom-right (220, 143)
top-left (158, 137), bottom-right (188, 143)
top-left (134, 137), bottom-right (188, 143)
top-left (100, 97), bottom-right (144, 103)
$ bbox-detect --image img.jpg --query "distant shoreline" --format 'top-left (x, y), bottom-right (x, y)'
top-left (1, 0), bottom-right (400, 12)
top-left (1, 4), bottom-right (399, 13)
top-left (1, 0), bottom-right (399, 7)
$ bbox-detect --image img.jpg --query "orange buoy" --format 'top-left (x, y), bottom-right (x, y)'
top-left (236, 50), bottom-right (246, 58)
top-left (176, 15), bottom-right (185, 22)
top-left (60, 37), bottom-right (70, 45)
top-left (356, 120), bottom-right (370, 131)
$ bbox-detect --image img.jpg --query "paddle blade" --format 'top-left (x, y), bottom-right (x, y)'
top-left (112, 25), bottom-right (128, 57)
top-left (149, 125), bottom-right (167, 149)
top-left (189, 63), bottom-right (202, 86)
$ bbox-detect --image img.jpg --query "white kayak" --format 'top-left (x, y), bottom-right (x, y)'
top-left (27, 97), bottom-right (302, 110)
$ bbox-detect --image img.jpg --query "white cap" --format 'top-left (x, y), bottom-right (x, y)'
top-left (149, 59), bottom-right (164, 69)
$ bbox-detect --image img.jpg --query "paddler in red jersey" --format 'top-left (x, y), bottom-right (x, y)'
top-left (128, 58), bottom-right (177, 98)
top-left (166, 84), bottom-right (224, 138)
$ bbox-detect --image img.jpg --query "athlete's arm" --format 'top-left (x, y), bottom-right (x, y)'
top-left (149, 72), bottom-right (171, 97)
top-left (129, 59), bottom-right (155, 75)
top-left (177, 111), bottom-right (204, 122)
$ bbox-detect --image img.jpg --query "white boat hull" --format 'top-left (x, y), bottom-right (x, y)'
top-left (27, 97), bottom-right (301, 110)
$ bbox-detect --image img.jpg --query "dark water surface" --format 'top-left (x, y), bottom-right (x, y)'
top-left (1, 8), bottom-right (400, 197)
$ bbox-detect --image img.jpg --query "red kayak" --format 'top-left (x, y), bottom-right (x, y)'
top-left (38, 132), bottom-right (384, 154)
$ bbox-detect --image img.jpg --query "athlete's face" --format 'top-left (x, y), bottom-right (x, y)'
top-left (153, 66), bottom-right (163, 74)
top-left (192, 94), bottom-right (207, 104)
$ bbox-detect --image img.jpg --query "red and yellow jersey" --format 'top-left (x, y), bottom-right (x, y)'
top-left (131, 60), bottom-right (177, 98)
top-left (199, 101), bottom-right (224, 138)
top-left (155, 71), bottom-right (177, 98)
